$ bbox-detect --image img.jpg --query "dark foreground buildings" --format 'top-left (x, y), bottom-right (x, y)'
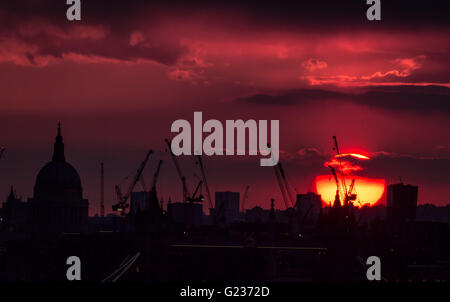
top-left (295, 192), bottom-right (322, 225)
top-left (212, 191), bottom-right (240, 226)
top-left (1, 127), bottom-right (450, 282)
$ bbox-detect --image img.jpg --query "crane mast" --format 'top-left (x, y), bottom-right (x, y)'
top-left (348, 178), bottom-right (355, 195)
top-left (189, 180), bottom-right (203, 202)
top-left (196, 155), bottom-right (213, 209)
top-left (328, 165), bottom-right (341, 206)
top-left (332, 136), bottom-right (348, 198)
top-left (329, 165), bottom-right (339, 187)
top-left (273, 162), bottom-right (295, 209)
top-left (345, 178), bottom-right (357, 204)
top-left (151, 160), bottom-right (163, 191)
top-left (112, 150), bottom-right (153, 216)
top-left (100, 162), bottom-right (104, 218)
top-left (241, 185), bottom-right (250, 212)
top-left (165, 139), bottom-right (190, 202)
top-left (277, 163), bottom-right (295, 207)
top-left (331, 136), bottom-right (357, 206)
top-left (139, 174), bottom-right (148, 193)
top-left (274, 164), bottom-right (291, 209)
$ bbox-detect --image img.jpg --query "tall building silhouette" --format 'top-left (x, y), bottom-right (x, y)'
top-left (295, 192), bottom-right (322, 225)
top-left (386, 183), bottom-right (418, 225)
top-left (27, 123), bottom-right (88, 235)
top-left (213, 191), bottom-right (240, 225)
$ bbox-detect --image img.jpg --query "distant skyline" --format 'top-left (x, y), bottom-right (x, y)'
top-left (0, 1), bottom-right (449, 215)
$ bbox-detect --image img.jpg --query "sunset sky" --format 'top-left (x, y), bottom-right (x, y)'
top-left (0, 0), bottom-right (449, 214)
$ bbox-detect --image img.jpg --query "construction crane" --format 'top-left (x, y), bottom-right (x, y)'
top-left (278, 163), bottom-right (295, 207)
top-left (348, 178), bottom-right (355, 196)
top-left (273, 163), bottom-right (295, 209)
top-left (346, 179), bottom-right (357, 203)
top-left (332, 136), bottom-right (348, 198)
top-left (328, 165), bottom-right (341, 207)
top-left (139, 174), bottom-right (148, 193)
top-left (195, 155), bottom-right (213, 209)
top-left (331, 136), bottom-right (357, 206)
top-left (274, 165), bottom-right (290, 209)
top-left (151, 160), bottom-right (163, 191)
top-left (100, 162), bottom-right (105, 218)
top-left (165, 139), bottom-right (203, 203)
top-left (240, 185), bottom-right (250, 212)
top-left (329, 165), bottom-right (339, 187)
top-left (112, 150), bottom-right (153, 216)
top-left (188, 180), bottom-right (204, 203)
top-left (165, 139), bottom-right (190, 202)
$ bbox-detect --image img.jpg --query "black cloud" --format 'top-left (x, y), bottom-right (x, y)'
top-left (237, 85), bottom-right (450, 114)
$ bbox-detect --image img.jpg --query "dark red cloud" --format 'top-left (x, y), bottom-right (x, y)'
top-left (1, 1), bottom-right (449, 85)
top-left (238, 86), bottom-right (450, 114)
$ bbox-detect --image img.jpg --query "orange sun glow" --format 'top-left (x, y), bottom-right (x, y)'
top-left (315, 175), bottom-right (385, 207)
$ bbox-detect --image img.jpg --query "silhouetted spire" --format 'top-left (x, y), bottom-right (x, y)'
top-left (52, 122), bottom-right (65, 162)
top-left (7, 185), bottom-right (15, 202)
top-left (269, 198), bottom-right (276, 225)
top-left (333, 190), bottom-right (341, 208)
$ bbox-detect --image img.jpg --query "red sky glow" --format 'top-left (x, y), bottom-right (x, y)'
top-left (0, 1), bottom-right (449, 214)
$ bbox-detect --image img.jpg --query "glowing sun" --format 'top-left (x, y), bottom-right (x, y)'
top-left (316, 175), bottom-right (385, 207)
